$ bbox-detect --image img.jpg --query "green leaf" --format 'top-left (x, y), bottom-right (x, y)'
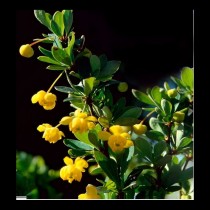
top-left (98, 117), bottom-right (109, 128)
top-left (38, 46), bottom-right (54, 59)
top-left (52, 46), bottom-right (71, 65)
top-left (151, 86), bottom-right (161, 105)
top-left (102, 106), bottom-right (112, 121)
top-left (161, 99), bottom-right (172, 116)
top-left (50, 11), bottom-right (64, 37)
top-left (99, 54), bottom-right (107, 69)
top-left (146, 130), bottom-right (165, 141)
top-left (89, 166), bottom-right (103, 175)
top-left (97, 60), bottom-right (121, 80)
top-left (166, 185), bottom-right (181, 192)
top-left (37, 56), bottom-right (60, 65)
top-left (135, 138), bottom-right (153, 162)
top-left (54, 86), bottom-right (74, 93)
top-left (75, 48), bottom-right (92, 60)
top-left (94, 150), bottom-right (120, 185)
top-left (62, 10), bottom-right (73, 35)
top-left (149, 117), bottom-right (168, 135)
top-left (178, 137), bottom-right (192, 148)
top-left (83, 77), bottom-right (96, 96)
top-left (65, 32), bottom-right (75, 63)
top-left (181, 67), bottom-right (194, 90)
top-left (164, 82), bottom-right (170, 91)
top-left (90, 55), bottom-right (101, 76)
top-left (132, 89), bottom-right (155, 105)
top-left (170, 76), bottom-right (186, 89)
top-left (153, 141), bottom-right (167, 159)
top-left (63, 139), bottom-right (93, 150)
top-left (88, 130), bottom-right (101, 150)
top-left (68, 149), bottom-right (88, 157)
top-left (46, 65), bottom-right (67, 70)
top-left (34, 10), bottom-right (52, 31)
top-left (120, 146), bottom-right (134, 175)
top-left (114, 117), bottom-right (139, 126)
top-left (118, 107), bottom-right (142, 119)
top-left (179, 167), bottom-right (193, 182)
top-left (155, 155), bottom-right (172, 167)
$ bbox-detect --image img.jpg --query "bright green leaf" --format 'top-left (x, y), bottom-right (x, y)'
top-left (37, 56), bottom-right (60, 65)
top-left (38, 46), bottom-right (54, 59)
top-left (62, 10), bottom-right (73, 35)
top-left (83, 77), bottom-right (96, 96)
top-left (50, 11), bottom-right (64, 37)
top-left (132, 89), bottom-right (155, 105)
top-left (178, 137), bottom-right (192, 148)
top-left (63, 139), bottom-right (93, 150)
top-left (181, 67), bottom-right (194, 90)
top-left (54, 86), bottom-right (74, 93)
top-left (34, 10), bottom-right (52, 31)
top-left (151, 86), bottom-right (161, 105)
top-left (46, 65), bottom-right (67, 70)
top-left (161, 99), bottom-right (172, 116)
top-left (149, 117), bottom-right (168, 135)
top-left (51, 46), bottom-right (71, 65)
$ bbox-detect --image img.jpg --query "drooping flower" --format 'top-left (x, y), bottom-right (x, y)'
top-left (31, 90), bottom-right (57, 110)
top-left (60, 156), bottom-right (88, 183)
top-left (37, 123), bottom-right (64, 143)
top-left (60, 109), bottom-right (98, 134)
top-left (98, 125), bottom-right (133, 153)
top-left (78, 184), bottom-right (101, 199)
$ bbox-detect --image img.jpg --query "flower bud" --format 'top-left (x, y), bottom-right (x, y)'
top-left (133, 122), bottom-right (147, 135)
top-left (172, 111), bottom-right (185, 123)
top-left (167, 88), bottom-right (177, 98)
top-left (118, 82), bottom-right (128, 92)
top-left (19, 44), bottom-right (34, 58)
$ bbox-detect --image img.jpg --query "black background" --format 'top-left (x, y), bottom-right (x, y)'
top-left (16, 9), bottom-right (193, 199)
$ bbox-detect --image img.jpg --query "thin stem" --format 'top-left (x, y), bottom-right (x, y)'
top-left (183, 159), bottom-right (189, 171)
top-left (30, 37), bottom-right (53, 46)
top-left (142, 110), bottom-right (156, 123)
top-left (47, 71), bottom-right (64, 93)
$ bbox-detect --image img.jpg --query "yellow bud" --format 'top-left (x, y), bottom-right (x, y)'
top-left (167, 88), bottom-right (177, 98)
top-left (19, 44), bottom-right (34, 58)
top-left (118, 82), bottom-right (128, 92)
top-left (172, 111), bottom-right (185, 123)
top-left (133, 123), bottom-right (147, 135)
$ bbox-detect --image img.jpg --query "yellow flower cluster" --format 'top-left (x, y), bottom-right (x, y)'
top-left (37, 123), bottom-right (65, 143)
top-left (60, 109), bottom-right (98, 134)
top-left (60, 156), bottom-right (88, 183)
top-left (78, 184), bottom-right (101, 199)
top-left (31, 90), bottom-right (57, 110)
top-left (98, 125), bottom-right (133, 153)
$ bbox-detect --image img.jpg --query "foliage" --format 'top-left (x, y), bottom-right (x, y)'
top-left (18, 10), bottom-right (194, 199)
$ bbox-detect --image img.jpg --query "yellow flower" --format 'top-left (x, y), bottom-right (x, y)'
top-left (60, 156), bottom-right (88, 183)
top-left (19, 44), bottom-right (34, 58)
top-left (60, 109), bottom-right (98, 134)
top-left (98, 125), bottom-right (133, 153)
top-left (133, 122), bottom-right (147, 135)
top-left (31, 90), bottom-right (57, 110)
top-left (37, 123), bottom-right (64, 143)
top-left (78, 184), bottom-right (101, 199)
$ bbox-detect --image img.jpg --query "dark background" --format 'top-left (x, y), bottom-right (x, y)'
top-left (16, 9), bottom-right (193, 198)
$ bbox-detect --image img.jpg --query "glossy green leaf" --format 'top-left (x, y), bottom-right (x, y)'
top-left (179, 167), bottom-right (193, 182)
top-left (120, 146), bottom-right (134, 175)
top-left (114, 117), bottom-right (139, 126)
top-left (89, 166), bottom-right (103, 175)
top-left (52, 46), bottom-right (71, 65)
top-left (37, 56), bottom-right (60, 65)
top-left (146, 130), bottom-right (165, 141)
top-left (161, 99), bottom-right (172, 116)
top-left (46, 65), bottom-right (67, 70)
top-left (98, 117), bottom-right (109, 128)
top-left (155, 155), bottom-right (172, 167)
top-left (102, 106), bottom-right (112, 121)
top-left (181, 67), bottom-right (194, 90)
top-left (88, 130), bottom-right (101, 150)
top-left (90, 55), bottom-right (101, 75)
top-left (154, 141), bottom-right (167, 159)
top-left (50, 11), bottom-right (64, 37)
top-left (83, 77), bottom-right (96, 96)
top-left (149, 117), bottom-right (168, 135)
top-left (65, 32), bottom-right (75, 63)
top-left (164, 82), bottom-right (170, 91)
top-left (135, 138), bottom-right (153, 162)
top-left (63, 139), bottom-right (93, 150)
top-left (132, 89), bottom-right (155, 105)
top-left (94, 150), bottom-right (120, 185)
top-left (68, 149), bottom-right (88, 157)
top-left (118, 107), bottom-right (142, 119)
top-left (97, 60), bottom-right (121, 80)
top-left (62, 10), bottom-right (73, 35)
top-left (34, 10), bottom-right (52, 31)
top-left (38, 46), bottom-right (54, 59)
top-left (151, 86), bottom-right (161, 105)
top-left (54, 86), bottom-right (74, 93)
top-left (178, 137), bottom-right (192, 148)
